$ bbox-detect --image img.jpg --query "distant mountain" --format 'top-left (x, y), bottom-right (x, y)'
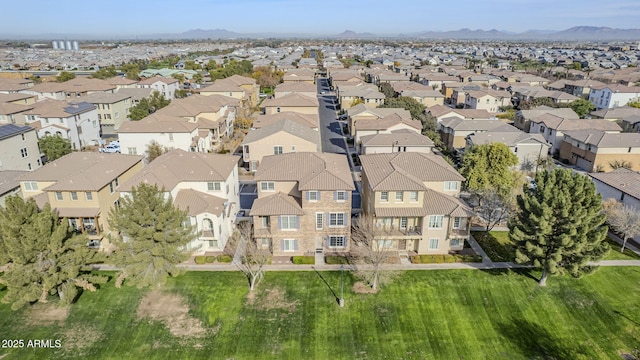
top-left (2, 26), bottom-right (640, 41)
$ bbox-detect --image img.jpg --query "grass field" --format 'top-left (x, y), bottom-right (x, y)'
top-left (1, 268), bottom-right (640, 359)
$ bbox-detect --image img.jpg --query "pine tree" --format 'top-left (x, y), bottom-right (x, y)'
top-left (509, 168), bottom-right (609, 286)
top-left (0, 196), bottom-right (107, 310)
top-left (108, 183), bottom-right (195, 289)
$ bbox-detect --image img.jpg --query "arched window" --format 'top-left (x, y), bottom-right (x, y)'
top-left (202, 218), bottom-right (213, 231)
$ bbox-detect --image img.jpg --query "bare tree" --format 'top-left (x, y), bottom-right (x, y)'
top-left (351, 215), bottom-right (397, 292)
top-left (604, 201), bottom-right (640, 252)
top-left (225, 222), bottom-right (270, 291)
top-left (473, 189), bottom-right (517, 232)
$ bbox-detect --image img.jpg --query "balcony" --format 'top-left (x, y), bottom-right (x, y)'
top-left (379, 225), bottom-right (422, 238)
top-left (201, 230), bottom-right (215, 238)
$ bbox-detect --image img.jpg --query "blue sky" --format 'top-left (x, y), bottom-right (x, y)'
top-left (3, 0), bottom-right (640, 36)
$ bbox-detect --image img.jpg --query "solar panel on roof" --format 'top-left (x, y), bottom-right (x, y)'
top-left (63, 102), bottom-right (95, 115)
top-left (0, 124), bottom-right (30, 140)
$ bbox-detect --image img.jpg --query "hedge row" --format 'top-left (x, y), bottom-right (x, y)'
top-left (292, 256), bottom-right (315, 265)
top-left (409, 254), bottom-right (482, 264)
top-left (194, 255), bottom-right (233, 264)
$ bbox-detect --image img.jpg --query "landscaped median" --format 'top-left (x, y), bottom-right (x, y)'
top-left (1, 268), bottom-right (639, 359)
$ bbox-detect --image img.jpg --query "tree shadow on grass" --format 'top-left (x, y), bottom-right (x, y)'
top-left (479, 268), bottom-right (540, 283)
top-left (498, 319), bottom-right (586, 359)
top-left (313, 268), bottom-right (340, 305)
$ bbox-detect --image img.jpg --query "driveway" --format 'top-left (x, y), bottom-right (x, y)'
top-left (316, 77), bottom-right (346, 154)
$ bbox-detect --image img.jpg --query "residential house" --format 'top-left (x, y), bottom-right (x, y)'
top-left (117, 114), bottom-right (201, 155)
top-left (590, 169), bottom-right (640, 210)
top-left (353, 113), bottom-right (422, 143)
top-left (253, 112), bottom-right (319, 130)
top-left (0, 102), bottom-right (33, 125)
top-left (115, 88), bottom-right (155, 105)
top-left (0, 124), bottom-right (42, 171)
top-left (283, 69), bottom-right (316, 84)
top-left (400, 88), bottom-right (445, 108)
top-left (241, 119), bottom-right (321, 171)
top-left (529, 116), bottom-right (622, 155)
top-left (466, 127), bottom-right (550, 171)
top-left (346, 104), bottom-right (411, 137)
top-left (0, 78), bottom-right (33, 94)
top-left (559, 130), bottom-right (640, 172)
top-left (104, 77), bottom-right (139, 90)
top-left (426, 105), bottom-right (492, 123)
top-left (137, 77), bottom-right (179, 99)
top-left (464, 90), bottom-right (511, 113)
top-left (24, 100), bottom-right (101, 150)
top-left (359, 152), bottom-right (473, 255)
top-left (337, 84), bottom-right (385, 109)
top-left (262, 93), bottom-right (319, 115)
top-left (251, 152), bottom-right (354, 257)
top-left (0, 170), bottom-right (28, 207)
top-left (119, 149), bottom-right (240, 253)
top-left (588, 84), bottom-right (640, 110)
top-left (23, 77), bottom-right (117, 100)
top-left (18, 152), bottom-right (144, 249)
top-left (514, 106), bottom-right (580, 132)
top-left (274, 82), bottom-right (317, 99)
top-left (0, 92), bottom-right (38, 105)
top-left (590, 106), bottom-right (640, 120)
top-left (81, 92), bottom-right (132, 133)
top-left (563, 79), bottom-right (606, 98)
top-left (359, 129), bottom-right (434, 155)
top-left (438, 118), bottom-right (507, 151)
top-left (216, 75), bottom-right (260, 106)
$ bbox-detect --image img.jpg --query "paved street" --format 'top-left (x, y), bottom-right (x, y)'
top-left (316, 77), bottom-right (346, 154)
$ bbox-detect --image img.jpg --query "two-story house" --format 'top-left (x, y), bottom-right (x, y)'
top-left (359, 152), bottom-right (473, 255)
top-left (18, 152), bottom-right (144, 249)
top-left (559, 130), bottom-right (640, 172)
top-left (119, 149), bottom-right (240, 254)
top-left (0, 124), bottom-right (42, 171)
top-left (588, 84), bottom-right (640, 110)
top-left (137, 77), bottom-right (179, 99)
top-left (250, 152), bottom-right (355, 257)
top-left (81, 92), bottom-right (132, 133)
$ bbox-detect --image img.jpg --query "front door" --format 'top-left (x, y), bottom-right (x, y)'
top-left (397, 239), bottom-right (406, 250)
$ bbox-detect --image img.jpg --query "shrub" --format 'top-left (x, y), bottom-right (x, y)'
top-left (444, 255), bottom-right (456, 263)
top-left (216, 255), bottom-right (233, 263)
top-left (194, 256), bottom-right (206, 264)
top-left (205, 256), bottom-right (216, 263)
top-left (292, 256), bottom-right (315, 265)
top-left (409, 255), bottom-right (421, 264)
top-left (325, 256), bottom-right (350, 265)
top-left (434, 255), bottom-right (445, 264)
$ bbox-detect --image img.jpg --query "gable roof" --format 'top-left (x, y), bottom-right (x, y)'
top-left (590, 168), bottom-right (640, 201)
top-left (19, 152), bottom-right (143, 191)
top-left (0, 124), bottom-right (34, 140)
top-left (426, 105), bottom-right (492, 119)
top-left (174, 189), bottom-right (226, 216)
top-left (360, 152), bottom-right (464, 191)
top-left (355, 113), bottom-right (422, 131)
top-left (253, 111), bottom-right (318, 129)
top-left (241, 119), bottom-right (320, 148)
top-left (261, 92), bottom-right (319, 107)
top-left (24, 99), bottom-right (96, 118)
top-left (250, 192), bottom-right (305, 216)
top-left (117, 114), bottom-right (198, 133)
top-left (563, 129), bottom-right (640, 148)
top-left (0, 170), bottom-right (29, 195)
top-left (347, 104), bottom-right (411, 119)
top-left (255, 152), bottom-right (354, 191)
top-left (439, 117), bottom-right (504, 131)
top-left (119, 149), bottom-right (238, 192)
top-left (360, 129), bottom-right (435, 147)
top-left (468, 129), bottom-right (548, 147)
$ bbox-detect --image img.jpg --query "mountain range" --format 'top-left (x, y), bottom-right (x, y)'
top-left (3, 26), bottom-right (640, 41)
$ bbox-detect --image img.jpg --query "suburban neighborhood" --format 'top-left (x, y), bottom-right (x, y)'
top-left (1, 7), bottom-right (640, 359)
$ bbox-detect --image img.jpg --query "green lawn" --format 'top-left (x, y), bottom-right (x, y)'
top-left (471, 231), bottom-right (515, 262)
top-left (1, 268), bottom-right (640, 359)
top-left (604, 237), bottom-right (640, 260)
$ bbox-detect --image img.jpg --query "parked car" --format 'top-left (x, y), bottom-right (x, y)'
top-left (99, 140), bottom-right (120, 153)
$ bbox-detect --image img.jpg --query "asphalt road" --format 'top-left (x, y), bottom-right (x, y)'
top-left (316, 77), bottom-right (346, 154)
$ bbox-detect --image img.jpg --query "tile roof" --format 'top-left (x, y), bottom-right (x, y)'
top-left (253, 111), bottom-right (318, 129)
top-left (80, 92), bottom-right (131, 104)
top-left (360, 129), bottom-right (435, 147)
top-left (255, 152), bottom-right (354, 191)
top-left (426, 105), bottom-right (492, 119)
top-left (439, 117), bottom-right (504, 131)
top-left (19, 152), bottom-right (143, 191)
top-left (119, 149), bottom-right (238, 192)
top-left (138, 77), bottom-right (179, 85)
top-left (563, 130), bottom-right (640, 148)
top-left (174, 189), bottom-right (226, 216)
top-left (250, 192), bottom-right (304, 216)
top-left (54, 207), bottom-right (100, 218)
top-left (241, 118), bottom-right (320, 147)
top-left (0, 170), bottom-right (29, 195)
top-left (24, 99), bottom-right (96, 118)
top-left (262, 92), bottom-right (319, 107)
top-left (346, 104), bottom-right (411, 119)
top-left (155, 94), bottom-right (238, 118)
top-left (0, 102), bottom-right (31, 115)
top-left (590, 169), bottom-right (640, 200)
top-left (117, 114), bottom-right (198, 133)
top-left (115, 88), bottom-right (154, 102)
top-left (360, 152), bottom-right (464, 191)
top-left (468, 129), bottom-right (547, 147)
top-left (355, 113), bottom-right (422, 131)
top-left (275, 82), bottom-right (317, 92)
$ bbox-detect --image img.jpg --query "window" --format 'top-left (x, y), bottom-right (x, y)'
top-left (261, 181), bottom-right (275, 192)
top-left (450, 238), bottom-right (461, 247)
top-left (260, 216), bottom-right (270, 228)
top-left (282, 239), bottom-right (297, 252)
top-left (380, 191), bottom-right (389, 202)
top-left (400, 217), bottom-right (407, 229)
top-left (114, 112), bottom-right (119, 119)
top-left (316, 212), bottom-right (323, 230)
top-left (98, 114), bottom-right (102, 120)
top-left (208, 240), bottom-right (217, 248)
top-left (27, 163), bottom-right (31, 170)
top-left (168, 133), bottom-right (174, 142)
top-left (428, 215), bottom-right (444, 228)
top-left (429, 238), bottom-right (439, 250)
top-left (109, 182), bottom-right (114, 193)
top-left (261, 238), bottom-right (270, 248)
top-left (329, 212), bottom-right (346, 227)
top-left (276, 107), bottom-right (281, 113)
top-left (444, 181), bottom-right (458, 191)
top-left (21, 133), bottom-right (25, 141)
top-left (395, 191), bottom-right (404, 202)
top-left (85, 192), bottom-right (93, 201)
top-left (377, 239), bottom-right (393, 250)
top-left (328, 235), bottom-right (346, 248)
top-left (55, 191), bottom-right (63, 201)
top-left (307, 191), bottom-right (319, 201)
top-left (23, 182), bottom-right (38, 191)
top-left (291, 145), bottom-right (296, 152)
top-left (335, 191), bottom-right (347, 202)
top-left (20, 148), bottom-right (28, 158)
top-left (273, 146), bottom-right (283, 155)
top-left (279, 215), bottom-right (298, 230)
top-left (114, 178), bottom-right (119, 187)
top-left (453, 217), bottom-right (467, 229)
top-left (251, 161), bottom-right (257, 171)
top-left (409, 191), bottom-right (418, 202)
top-left (208, 182), bottom-right (221, 191)
top-left (128, 148), bottom-right (137, 155)
top-left (71, 192), bottom-right (78, 201)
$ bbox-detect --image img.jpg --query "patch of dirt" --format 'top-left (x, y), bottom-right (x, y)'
top-left (62, 325), bottom-right (104, 350)
top-left (137, 291), bottom-right (207, 338)
top-left (250, 287), bottom-right (299, 312)
top-left (352, 281), bottom-right (378, 294)
top-left (25, 303), bottom-right (69, 326)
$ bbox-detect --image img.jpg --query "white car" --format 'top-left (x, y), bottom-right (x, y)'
top-left (99, 141), bottom-right (120, 153)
